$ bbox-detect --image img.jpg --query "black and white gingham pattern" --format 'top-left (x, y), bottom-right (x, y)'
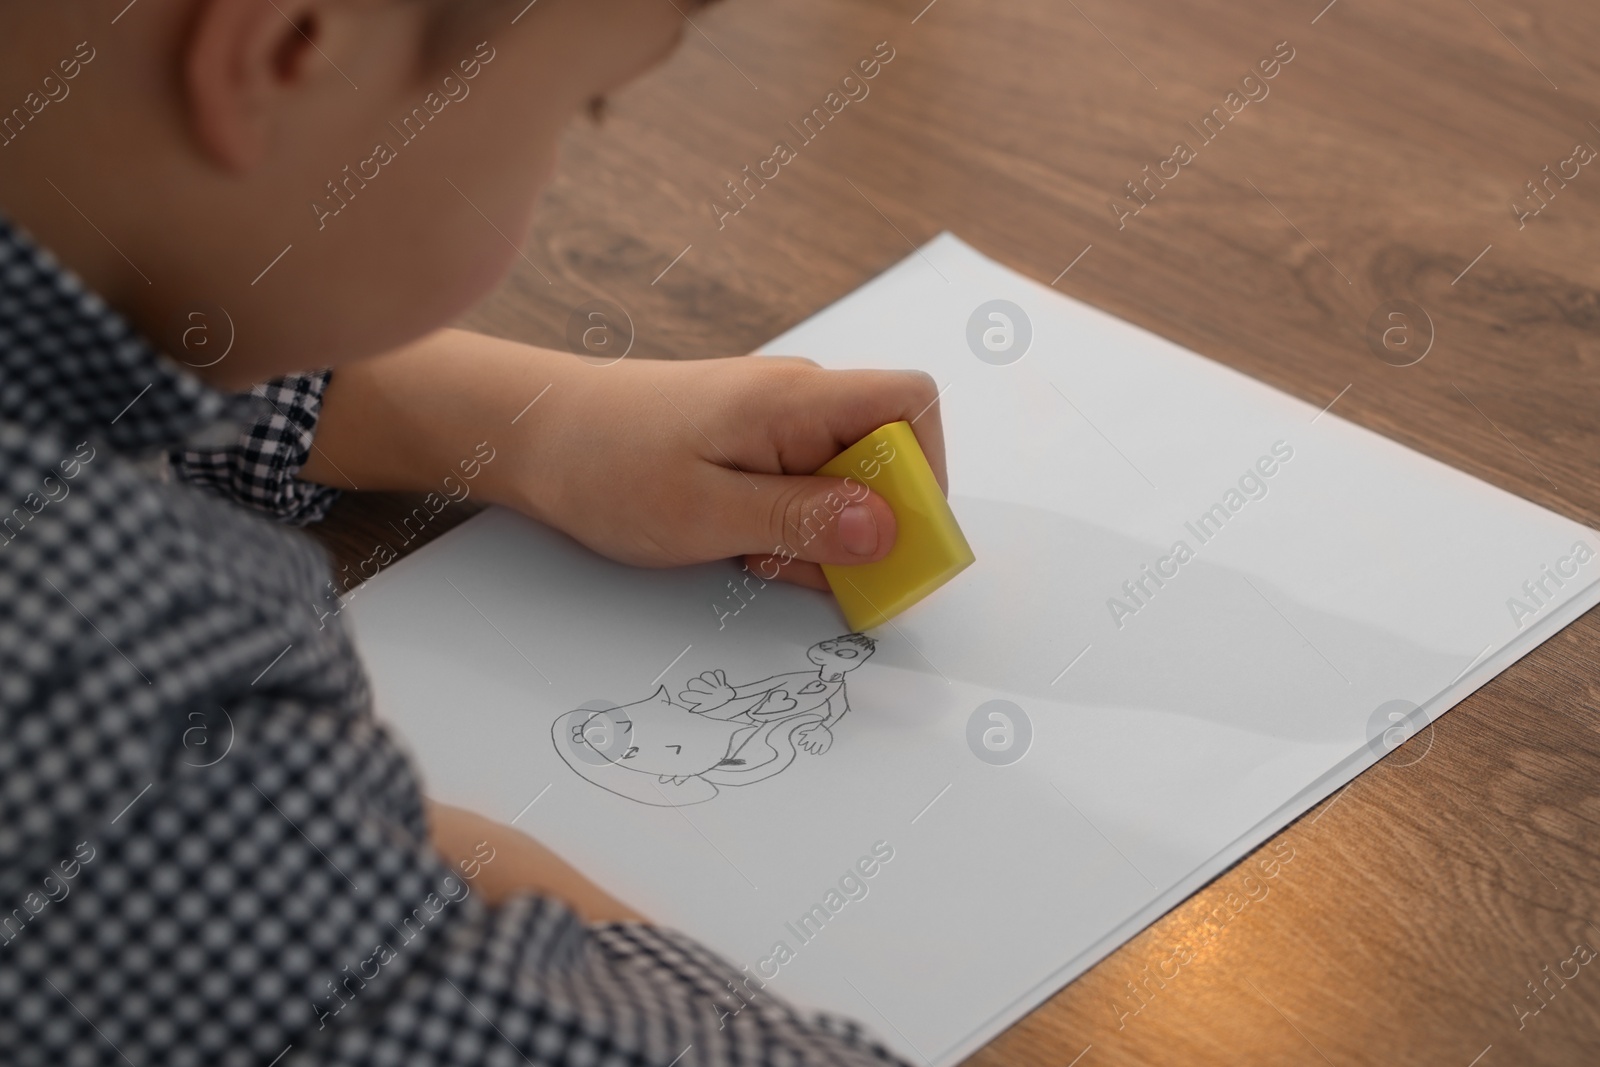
top-left (171, 372), bottom-right (342, 526)
top-left (0, 215), bottom-right (913, 1067)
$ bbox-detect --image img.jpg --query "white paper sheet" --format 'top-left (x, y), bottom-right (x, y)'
top-left (345, 234), bottom-right (1600, 1065)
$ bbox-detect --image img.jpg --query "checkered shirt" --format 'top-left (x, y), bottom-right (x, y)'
top-left (0, 216), bottom-right (912, 1067)
top-left (169, 371), bottom-right (342, 526)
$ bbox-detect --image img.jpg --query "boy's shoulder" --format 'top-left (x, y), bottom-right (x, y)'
top-left (0, 415), bottom-right (341, 710)
top-left (0, 213), bottom-right (349, 711)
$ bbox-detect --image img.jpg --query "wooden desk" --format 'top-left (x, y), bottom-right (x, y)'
top-left (311, 1), bottom-right (1600, 1063)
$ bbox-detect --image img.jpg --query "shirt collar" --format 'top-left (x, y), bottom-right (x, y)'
top-left (0, 215), bottom-right (258, 455)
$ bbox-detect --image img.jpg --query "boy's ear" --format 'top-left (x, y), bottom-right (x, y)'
top-left (184, 0), bottom-right (331, 171)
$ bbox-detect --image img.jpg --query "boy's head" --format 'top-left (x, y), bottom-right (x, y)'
top-left (0, 0), bottom-right (710, 388)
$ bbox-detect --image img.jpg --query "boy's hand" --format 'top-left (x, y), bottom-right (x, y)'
top-left (503, 352), bottom-right (945, 591)
top-left (304, 330), bottom-right (948, 592)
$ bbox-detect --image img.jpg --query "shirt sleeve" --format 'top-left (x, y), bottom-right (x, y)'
top-left (298, 896), bottom-right (920, 1067)
top-left (169, 371), bottom-right (341, 525)
top-left (6, 688), bottom-right (917, 1067)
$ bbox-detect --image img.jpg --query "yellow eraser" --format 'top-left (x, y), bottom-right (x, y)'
top-left (815, 421), bottom-right (975, 631)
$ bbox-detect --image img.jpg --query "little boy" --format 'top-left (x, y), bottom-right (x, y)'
top-left (0, 2), bottom-right (944, 1064)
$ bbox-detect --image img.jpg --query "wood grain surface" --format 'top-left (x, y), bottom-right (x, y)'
top-left (308, 1), bottom-right (1600, 1063)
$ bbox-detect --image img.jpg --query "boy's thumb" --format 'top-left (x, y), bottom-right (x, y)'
top-left (737, 475), bottom-right (898, 566)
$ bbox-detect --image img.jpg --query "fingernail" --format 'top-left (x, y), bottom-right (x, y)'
top-left (838, 503), bottom-right (879, 557)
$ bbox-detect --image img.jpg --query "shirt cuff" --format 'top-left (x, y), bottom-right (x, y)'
top-left (169, 371), bottom-right (342, 526)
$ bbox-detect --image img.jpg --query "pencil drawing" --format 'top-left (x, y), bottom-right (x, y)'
top-left (553, 635), bottom-right (876, 806)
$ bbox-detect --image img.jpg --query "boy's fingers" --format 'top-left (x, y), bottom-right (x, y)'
top-left (813, 367), bottom-right (949, 495)
top-left (754, 360), bottom-right (949, 495)
top-left (726, 472), bottom-right (898, 569)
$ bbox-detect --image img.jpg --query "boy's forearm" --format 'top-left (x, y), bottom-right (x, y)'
top-left (298, 328), bottom-right (565, 513)
top-left (426, 800), bottom-right (645, 924)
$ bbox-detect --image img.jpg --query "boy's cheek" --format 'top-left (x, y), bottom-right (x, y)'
top-left (234, 23), bottom-right (638, 376)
